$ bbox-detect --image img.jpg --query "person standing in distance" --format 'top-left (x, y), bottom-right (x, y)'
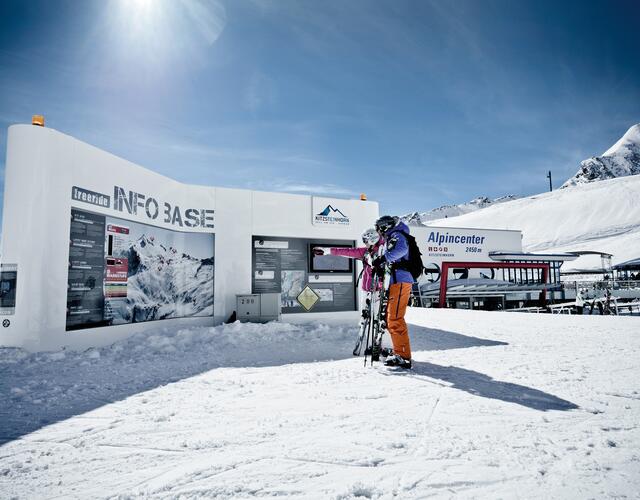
top-left (373, 215), bottom-right (413, 368)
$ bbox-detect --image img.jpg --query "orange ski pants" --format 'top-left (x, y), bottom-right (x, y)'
top-left (386, 282), bottom-right (412, 359)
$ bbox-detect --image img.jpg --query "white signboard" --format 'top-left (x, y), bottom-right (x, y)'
top-left (411, 226), bottom-right (522, 281)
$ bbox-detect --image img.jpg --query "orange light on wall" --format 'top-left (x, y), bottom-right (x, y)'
top-left (360, 193), bottom-right (367, 201)
top-left (32, 115), bottom-right (45, 127)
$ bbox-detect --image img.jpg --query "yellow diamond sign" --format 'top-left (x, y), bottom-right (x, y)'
top-left (297, 286), bottom-right (320, 311)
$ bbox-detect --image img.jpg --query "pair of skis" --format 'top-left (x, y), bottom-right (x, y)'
top-left (352, 248), bottom-right (391, 366)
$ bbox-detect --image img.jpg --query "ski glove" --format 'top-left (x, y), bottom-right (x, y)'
top-left (313, 247), bottom-right (332, 256)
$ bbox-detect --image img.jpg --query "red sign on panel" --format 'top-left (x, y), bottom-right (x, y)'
top-left (105, 257), bottom-right (128, 282)
top-left (107, 224), bottom-right (130, 235)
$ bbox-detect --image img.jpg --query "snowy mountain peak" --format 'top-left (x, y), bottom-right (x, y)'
top-left (137, 235), bottom-right (155, 248)
top-left (562, 123), bottom-right (640, 188)
top-left (602, 123), bottom-right (640, 156)
top-left (401, 195), bottom-right (518, 226)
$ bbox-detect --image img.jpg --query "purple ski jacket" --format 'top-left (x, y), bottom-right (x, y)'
top-left (330, 243), bottom-right (382, 292)
top-left (383, 221), bottom-right (414, 285)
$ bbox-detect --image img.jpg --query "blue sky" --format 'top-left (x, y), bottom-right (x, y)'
top-left (1, 0), bottom-right (639, 219)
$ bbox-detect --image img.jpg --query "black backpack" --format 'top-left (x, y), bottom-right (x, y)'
top-left (392, 230), bottom-right (425, 281)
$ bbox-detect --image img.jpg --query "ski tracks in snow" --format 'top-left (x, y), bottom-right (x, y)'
top-left (393, 394), bottom-right (441, 495)
top-left (2, 310), bottom-right (640, 498)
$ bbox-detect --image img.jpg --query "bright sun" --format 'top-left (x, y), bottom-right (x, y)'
top-left (105, 0), bottom-right (226, 70)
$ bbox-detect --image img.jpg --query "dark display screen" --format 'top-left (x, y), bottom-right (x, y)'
top-left (309, 244), bottom-right (353, 273)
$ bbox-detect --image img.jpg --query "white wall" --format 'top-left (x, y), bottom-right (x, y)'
top-left (0, 125), bottom-right (378, 351)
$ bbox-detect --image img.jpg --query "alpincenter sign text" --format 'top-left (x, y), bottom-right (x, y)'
top-left (72, 186), bottom-right (214, 229)
top-left (428, 231), bottom-right (486, 245)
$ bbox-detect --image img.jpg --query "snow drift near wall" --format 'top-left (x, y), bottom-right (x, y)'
top-left (430, 174), bottom-right (640, 269)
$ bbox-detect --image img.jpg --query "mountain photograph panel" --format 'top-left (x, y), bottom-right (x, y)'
top-left (66, 208), bottom-right (214, 331)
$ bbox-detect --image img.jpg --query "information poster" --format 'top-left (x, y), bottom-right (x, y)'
top-left (252, 236), bottom-right (356, 313)
top-left (67, 211), bottom-right (107, 328)
top-left (67, 208), bottom-right (215, 331)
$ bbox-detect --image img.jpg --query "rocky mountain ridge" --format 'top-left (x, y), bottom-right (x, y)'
top-left (561, 123), bottom-right (640, 188)
top-left (402, 195), bottom-right (518, 226)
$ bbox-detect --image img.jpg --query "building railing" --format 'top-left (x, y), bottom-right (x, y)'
top-left (563, 279), bottom-right (640, 291)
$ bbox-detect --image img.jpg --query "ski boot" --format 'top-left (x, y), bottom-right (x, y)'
top-left (379, 347), bottom-right (393, 359)
top-left (384, 354), bottom-right (412, 369)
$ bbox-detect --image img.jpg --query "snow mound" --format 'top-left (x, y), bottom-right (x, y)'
top-left (0, 320), bottom-right (358, 445)
top-left (562, 123), bottom-right (640, 188)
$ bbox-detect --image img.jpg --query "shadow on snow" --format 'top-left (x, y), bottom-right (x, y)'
top-left (408, 324), bottom-right (508, 351)
top-left (387, 361), bottom-right (579, 412)
top-left (1, 322), bottom-right (510, 445)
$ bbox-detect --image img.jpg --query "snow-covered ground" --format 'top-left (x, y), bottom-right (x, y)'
top-left (1, 309), bottom-right (639, 499)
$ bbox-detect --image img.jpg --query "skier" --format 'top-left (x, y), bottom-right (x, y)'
top-left (313, 228), bottom-right (385, 358)
top-left (312, 227), bottom-right (383, 297)
top-left (371, 215), bottom-right (414, 369)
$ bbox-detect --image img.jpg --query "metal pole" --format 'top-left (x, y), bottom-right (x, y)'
top-left (547, 171), bottom-right (553, 192)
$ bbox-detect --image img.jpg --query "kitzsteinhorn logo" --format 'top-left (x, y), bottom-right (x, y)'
top-left (315, 205), bottom-right (350, 225)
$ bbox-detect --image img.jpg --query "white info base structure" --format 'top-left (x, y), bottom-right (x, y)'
top-left (0, 125), bottom-right (378, 352)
